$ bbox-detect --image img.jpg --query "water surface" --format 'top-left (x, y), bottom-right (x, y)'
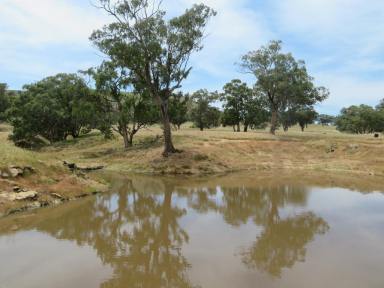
top-left (1, 172), bottom-right (384, 288)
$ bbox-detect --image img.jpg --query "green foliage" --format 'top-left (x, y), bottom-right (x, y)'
top-left (190, 90), bottom-right (220, 131)
top-left (221, 80), bottom-right (269, 132)
top-left (317, 114), bottom-right (335, 126)
top-left (168, 92), bottom-right (190, 130)
top-left (7, 74), bottom-right (92, 147)
top-left (85, 61), bottom-right (159, 148)
top-left (241, 40), bottom-right (328, 134)
top-left (90, 0), bottom-right (216, 155)
top-left (0, 83), bottom-right (11, 122)
top-left (336, 104), bottom-right (384, 134)
top-left (295, 107), bottom-right (318, 131)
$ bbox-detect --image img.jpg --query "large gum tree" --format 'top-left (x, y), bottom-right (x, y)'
top-left (241, 41), bottom-right (329, 135)
top-left (91, 0), bottom-right (216, 156)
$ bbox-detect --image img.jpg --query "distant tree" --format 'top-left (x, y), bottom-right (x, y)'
top-left (335, 104), bottom-right (384, 134)
top-left (91, 0), bottom-right (216, 156)
top-left (0, 83), bottom-right (10, 122)
top-left (168, 92), bottom-right (190, 130)
top-left (240, 40), bottom-right (328, 135)
top-left (221, 80), bottom-right (269, 132)
top-left (317, 114), bottom-right (335, 126)
top-left (86, 61), bottom-right (159, 148)
top-left (376, 99), bottom-right (384, 110)
top-left (7, 74), bottom-right (92, 147)
top-left (296, 107), bottom-right (318, 132)
top-left (221, 79), bottom-right (251, 132)
top-left (280, 109), bottom-right (298, 132)
top-left (190, 89), bottom-right (220, 131)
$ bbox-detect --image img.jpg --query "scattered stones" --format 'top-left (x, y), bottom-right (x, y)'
top-left (0, 190), bottom-right (38, 201)
top-left (0, 165), bottom-right (36, 179)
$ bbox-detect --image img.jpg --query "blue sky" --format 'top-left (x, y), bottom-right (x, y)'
top-left (1, 0), bottom-right (384, 115)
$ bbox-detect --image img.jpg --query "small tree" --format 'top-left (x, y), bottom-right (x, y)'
top-left (86, 61), bottom-right (159, 148)
top-left (190, 89), bottom-right (219, 131)
top-left (91, 0), bottom-right (216, 156)
top-left (240, 40), bottom-right (328, 135)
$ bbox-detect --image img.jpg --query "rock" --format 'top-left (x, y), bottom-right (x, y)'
top-left (51, 193), bottom-right (65, 200)
top-left (8, 167), bottom-right (24, 178)
top-left (13, 186), bottom-right (22, 192)
top-left (0, 190), bottom-right (38, 201)
top-left (1, 172), bottom-right (10, 179)
top-left (23, 166), bottom-right (35, 174)
top-left (26, 201), bottom-right (41, 209)
top-left (374, 133), bottom-right (380, 138)
top-left (347, 144), bottom-right (359, 150)
top-left (76, 163), bottom-right (105, 171)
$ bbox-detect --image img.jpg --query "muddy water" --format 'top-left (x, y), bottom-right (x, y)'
top-left (1, 172), bottom-right (384, 288)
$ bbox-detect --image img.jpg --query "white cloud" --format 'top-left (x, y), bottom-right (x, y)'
top-left (165, 0), bottom-right (273, 86)
top-left (0, 0), bottom-right (108, 46)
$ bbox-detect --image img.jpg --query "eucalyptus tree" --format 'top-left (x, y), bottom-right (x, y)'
top-left (86, 61), bottom-right (159, 148)
top-left (90, 0), bottom-right (216, 156)
top-left (241, 40), bottom-right (328, 134)
top-left (296, 107), bottom-right (318, 131)
top-left (190, 89), bottom-right (220, 131)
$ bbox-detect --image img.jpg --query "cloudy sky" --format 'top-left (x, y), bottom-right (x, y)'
top-left (1, 0), bottom-right (384, 114)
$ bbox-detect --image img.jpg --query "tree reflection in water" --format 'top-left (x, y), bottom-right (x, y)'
top-left (31, 176), bottom-right (329, 286)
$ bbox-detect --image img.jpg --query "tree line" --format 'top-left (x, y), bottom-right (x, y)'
top-left (0, 0), bottom-right (335, 155)
top-left (335, 101), bottom-right (384, 134)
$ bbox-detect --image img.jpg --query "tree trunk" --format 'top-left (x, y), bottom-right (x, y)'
top-left (237, 123), bottom-right (240, 132)
top-left (244, 124), bottom-right (248, 132)
top-left (232, 125), bottom-right (236, 132)
top-left (200, 126), bottom-right (204, 131)
top-left (270, 109), bottom-right (278, 135)
top-left (122, 127), bottom-right (131, 149)
top-left (160, 101), bottom-right (177, 157)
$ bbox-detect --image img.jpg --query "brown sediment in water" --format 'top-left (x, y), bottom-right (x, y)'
top-left (1, 123), bottom-right (383, 217)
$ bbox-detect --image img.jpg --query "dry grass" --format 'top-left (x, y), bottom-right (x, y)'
top-left (29, 122), bottom-right (384, 177)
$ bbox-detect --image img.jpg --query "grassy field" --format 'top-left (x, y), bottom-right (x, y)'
top-left (36, 122), bottom-right (384, 176)
top-left (1, 122), bottom-right (383, 216)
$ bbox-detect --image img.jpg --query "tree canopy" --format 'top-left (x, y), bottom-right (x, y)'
top-left (240, 40), bottom-right (328, 134)
top-left (336, 104), bottom-right (384, 134)
top-left (90, 0), bottom-right (216, 156)
top-left (7, 74), bottom-right (92, 147)
top-left (190, 89), bottom-right (221, 131)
